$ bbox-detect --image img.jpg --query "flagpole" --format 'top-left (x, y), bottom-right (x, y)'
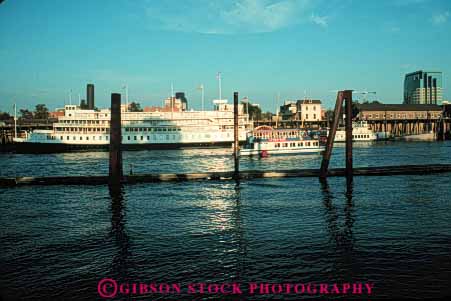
top-left (217, 72), bottom-right (222, 101)
top-left (201, 84), bottom-right (204, 111)
top-left (14, 103), bottom-right (17, 139)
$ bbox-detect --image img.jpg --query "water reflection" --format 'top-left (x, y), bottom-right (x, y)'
top-left (320, 179), bottom-right (355, 250)
top-left (108, 184), bottom-right (131, 280)
top-left (232, 184), bottom-right (246, 283)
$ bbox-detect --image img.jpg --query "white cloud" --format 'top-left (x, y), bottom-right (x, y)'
top-left (143, 0), bottom-right (325, 34)
top-left (432, 11), bottom-right (450, 25)
top-left (310, 13), bottom-right (328, 28)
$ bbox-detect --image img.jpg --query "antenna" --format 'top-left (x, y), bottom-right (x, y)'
top-left (198, 84), bottom-right (205, 111)
top-left (122, 84), bottom-right (129, 111)
top-left (69, 89), bottom-right (72, 105)
top-left (217, 72), bottom-right (222, 100)
top-left (13, 103), bottom-right (17, 139)
top-left (171, 82), bottom-right (174, 98)
top-left (78, 93), bottom-right (81, 106)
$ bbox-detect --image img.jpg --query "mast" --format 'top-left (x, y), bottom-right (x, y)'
top-left (201, 84), bottom-right (204, 111)
top-left (125, 84), bottom-right (129, 111)
top-left (171, 82), bottom-right (174, 118)
top-left (276, 92), bottom-right (280, 128)
top-left (78, 93), bottom-right (81, 106)
top-left (14, 103), bottom-right (17, 139)
top-left (217, 72), bottom-right (222, 100)
top-left (69, 89), bottom-right (72, 105)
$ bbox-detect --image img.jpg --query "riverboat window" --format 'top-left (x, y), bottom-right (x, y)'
top-left (290, 142), bottom-right (295, 147)
top-left (60, 136), bottom-right (63, 140)
top-left (73, 136), bottom-right (76, 140)
top-left (127, 136), bottom-right (130, 140)
top-left (298, 142), bottom-right (303, 147)
top-left (368, 114), bottom-right (372, 118)
top-left (134, 136), bottom-right (137, 140)
top-left (306, 114), bottom-right (309, 119)
top-left (166, 135), bottom-right (169, 140)
top-left (86, 137), bottom-right (89, 140)
top-left (305, 142), bottom-right (310, 146)
top-left (67, 136), bottom-right (69, 140)
top-left (140, 136), bottom-right (143, 140)
top-left (93, 136), bottom-right (95, 140)
top-left (147, 136), bottom-right (149, 140)
top-left (275, 143), bottom-right (280, 148)
top-left (314, 142), bottom-right (318, 146)
top-left (106, 136), bottom-right (108, 140)
top-left (283, 143), bottom-right (288, 147)
top-left (313, 114), bottom-right (316, 119)
top-left (80, 137), bottom-right (83, 140)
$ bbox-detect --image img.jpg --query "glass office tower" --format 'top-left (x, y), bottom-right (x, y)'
top-left (404, 71), bottom-right (443, 104)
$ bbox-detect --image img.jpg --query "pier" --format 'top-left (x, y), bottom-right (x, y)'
top-left (1, 164), bottom-right (451, 187)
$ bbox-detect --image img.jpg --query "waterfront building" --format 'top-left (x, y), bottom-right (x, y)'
top-left (358, 103), bottom-right (443, 120)
top-left (87, 84), bottom-right (95, 109)
top-left (279, 99), bottom-right (323, 122)
top-left (404, 71), bottom-right (443, 105)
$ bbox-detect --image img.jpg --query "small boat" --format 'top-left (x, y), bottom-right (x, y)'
top-left (239, 126), bottom-right (324, 156)
top-left (334, 121), bottom-right (377, 142)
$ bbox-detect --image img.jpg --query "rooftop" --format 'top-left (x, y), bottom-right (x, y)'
top-left (358, 103), bottom-right (442, 111)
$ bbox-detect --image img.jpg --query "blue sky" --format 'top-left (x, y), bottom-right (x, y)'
top-left (0, 0), bottom-right (450, 113)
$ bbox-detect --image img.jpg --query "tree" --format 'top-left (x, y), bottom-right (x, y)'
top-left (261, 111), bottom-right (273, 121)
top-left (0, 111), bottom-right (11, 121)
top-left (20, 109), bottom-right (33, 120)
top-left (128, 102), bottom-right (143, 112)
top-left (34, 104), bottom-right (49, 119)
top-left (241, 101), bottom-right (262, 120)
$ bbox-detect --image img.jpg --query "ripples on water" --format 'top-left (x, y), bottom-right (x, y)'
top-left (1, 141), bottom-right (451, 177)
top-left (1, 141), bottom-right (451, 300)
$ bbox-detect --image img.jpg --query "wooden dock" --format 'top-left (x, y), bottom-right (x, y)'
top-left (1, 164), bottom-right (451, 187)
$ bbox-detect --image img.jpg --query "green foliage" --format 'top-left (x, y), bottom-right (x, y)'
top-left (0, 111), bottom-right (12, 121)
top-left (34, 104), bottom-right (49, 119)
top-left (128, 102), bottom-right (143, 112)
top-left (20, 109), bottom-right (33, 120)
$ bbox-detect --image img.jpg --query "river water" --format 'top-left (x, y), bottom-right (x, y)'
top-left (1, 141), bottom-right (451, 300)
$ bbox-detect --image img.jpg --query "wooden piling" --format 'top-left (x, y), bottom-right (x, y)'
top-left (233, 92), bottom-right (240, 181)
top-left (109, 93), bottom-right (123, 183)
top-left (320, 91), bottom-right (344, 178)
top-left (344, 90), bottom-right (353, 178)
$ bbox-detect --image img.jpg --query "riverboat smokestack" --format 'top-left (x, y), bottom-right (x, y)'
top-left (87, 84), bottom-right (95, 110)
